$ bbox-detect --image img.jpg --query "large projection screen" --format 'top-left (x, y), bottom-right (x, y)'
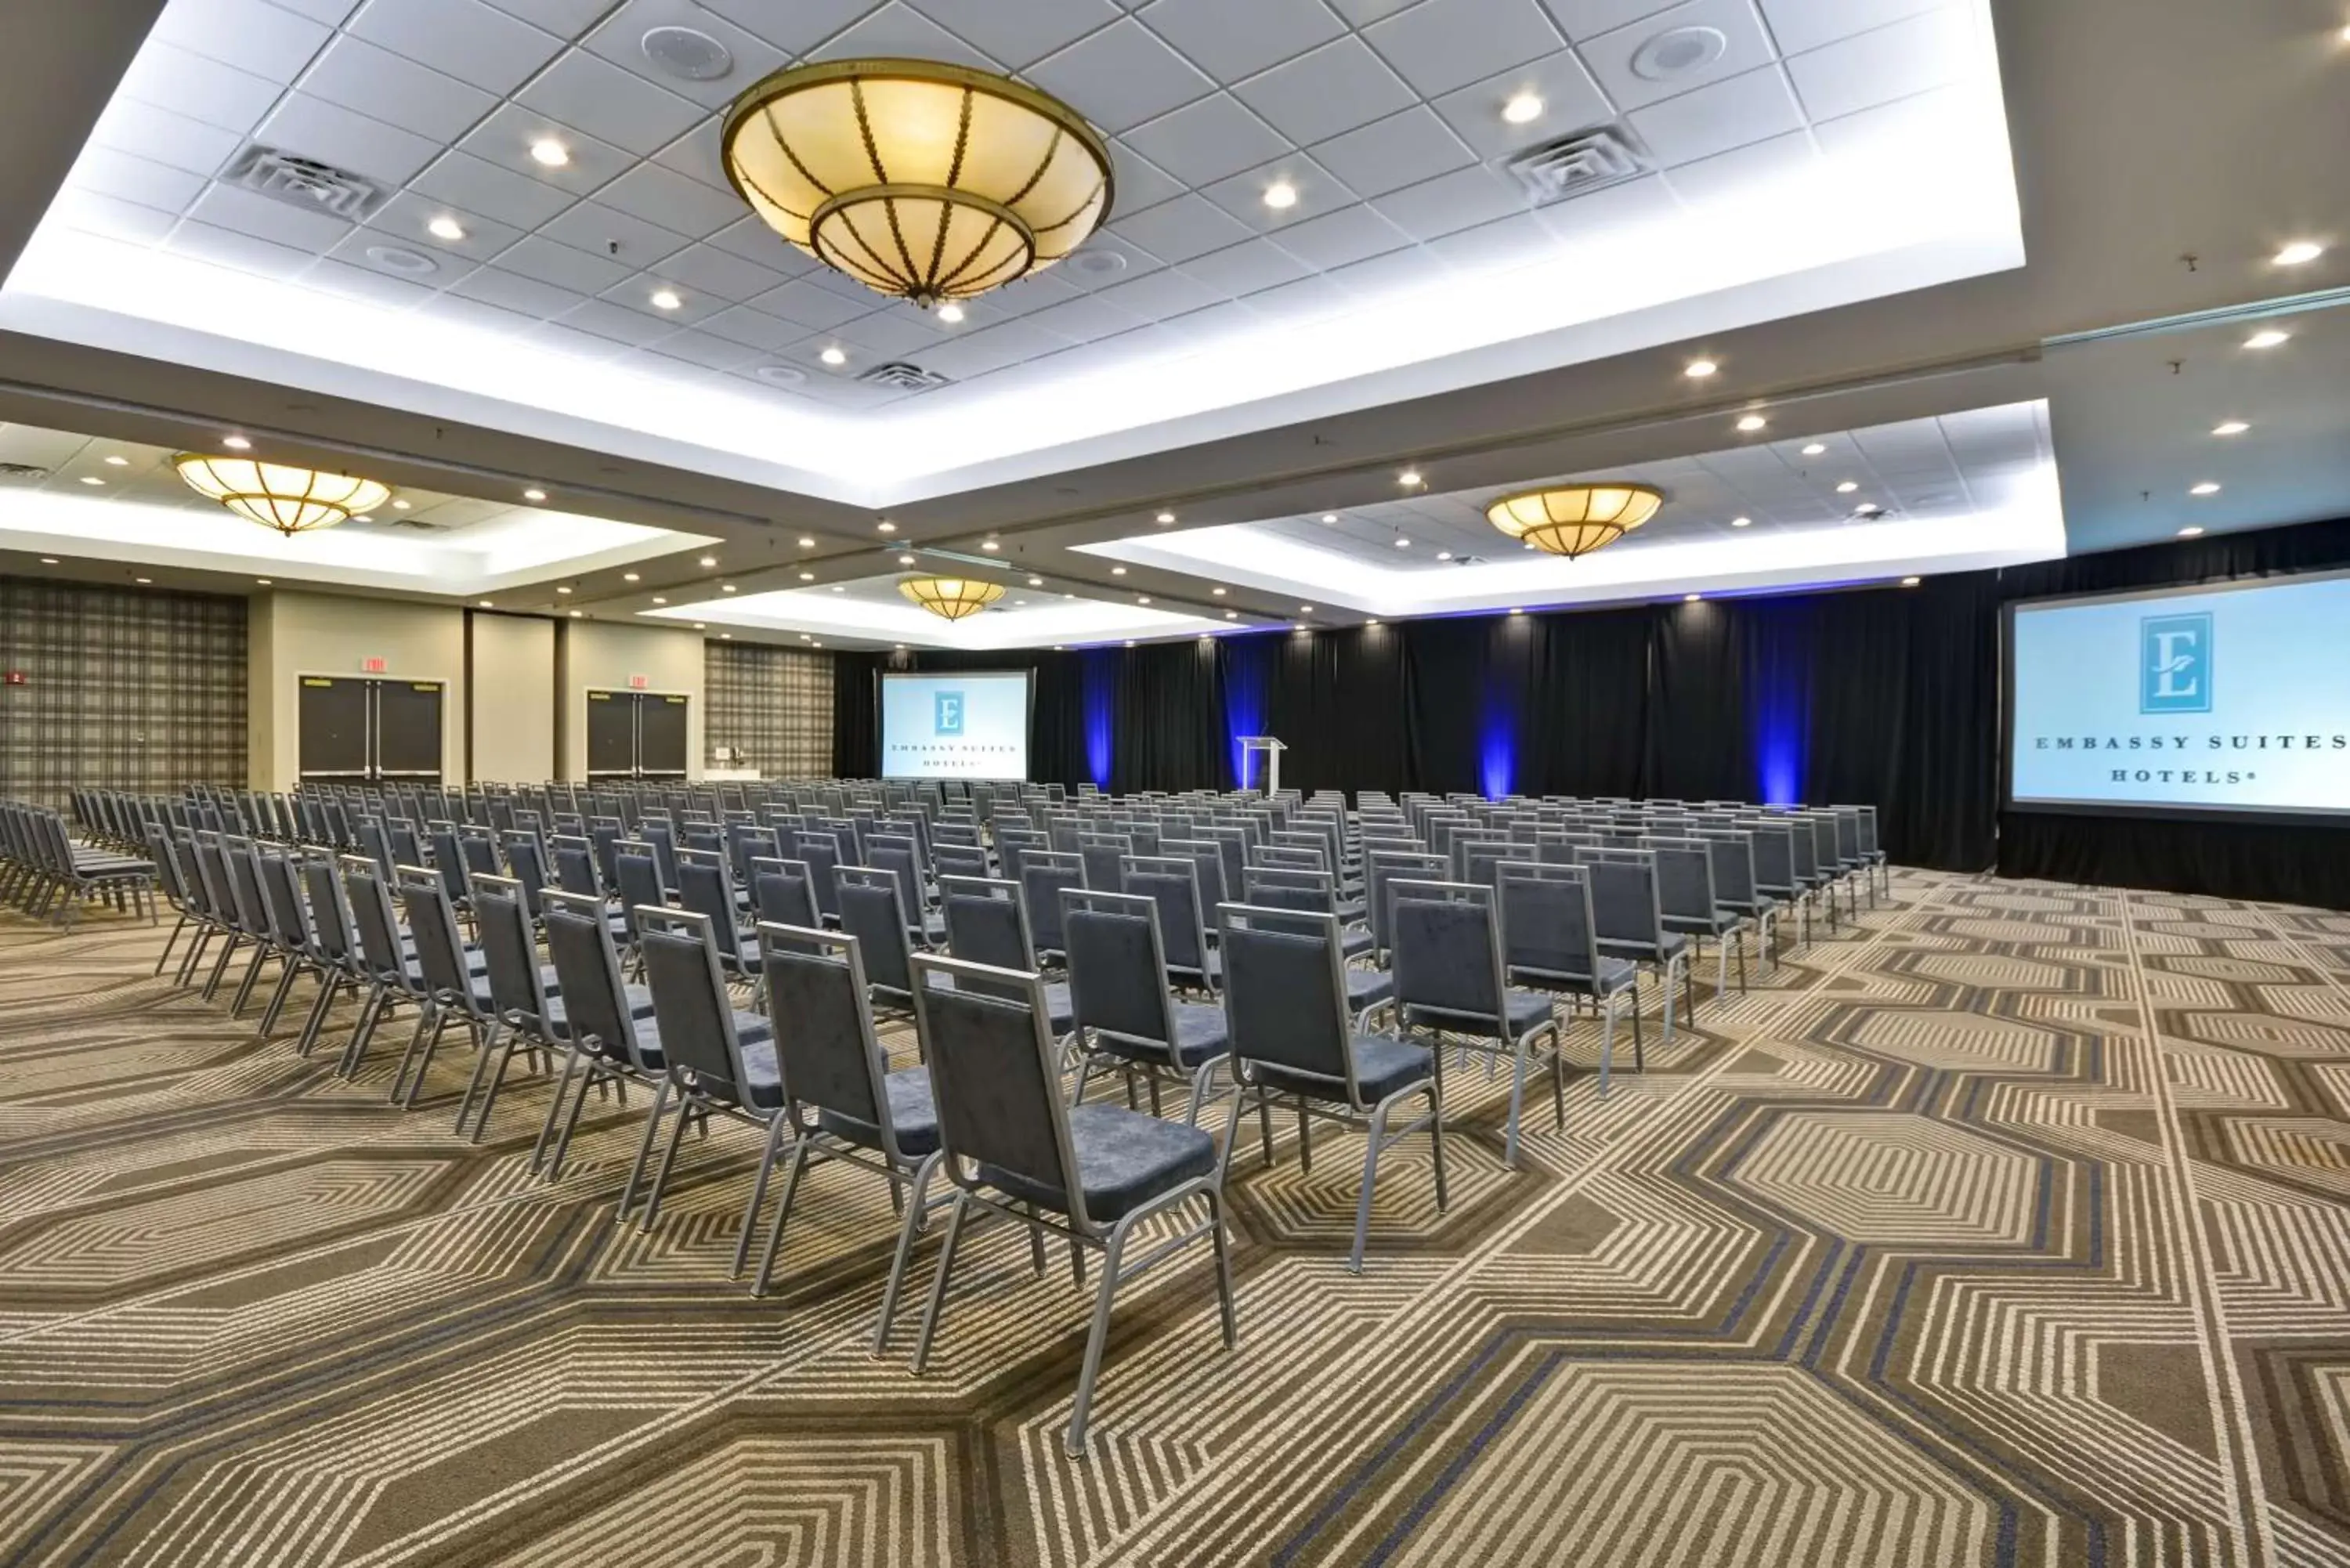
top-left (879, 670), bottom-right (1033, 781)
top-left (2005, 571), bottom-right (2350, 822)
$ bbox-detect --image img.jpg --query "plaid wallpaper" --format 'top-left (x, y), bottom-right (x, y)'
top-left (703, 641), bottom-right (833, 778)
top-left (0, 578), bottom-right (248, 810)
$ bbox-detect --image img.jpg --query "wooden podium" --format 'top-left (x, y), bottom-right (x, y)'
top-left (1236, 735), bottom-right (1286, 797)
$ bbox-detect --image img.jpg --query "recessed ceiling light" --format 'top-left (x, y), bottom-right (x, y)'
top-left (1507, 607), bottom-right (1522, 616)
top-left (798, 571), bottom-right (815, 580)
top-left (1156, 511), bottom-right (1176, 524)
top-left (555, 585), bottom-right (572, 594)
top-left (1111, 565), bottom-right (1127, 576)
top-left (720, 632), bottom-right (732, 639)
top-left (255, 578), bottom-right (272, 586)
top-left (898, 553), bottom-right (916, 565)
top-left (1502, 91), bottom-right (1544, 125)
top-left (1365, 618), bottom-right (1381, 627)
top-left (650, 287), bottom-right (682, 310)
top-left (1835, 481), bottom-right (1858, 493)
top-left (428, 215), bottom-right (466, 242)
top-left (355, 515), bottom-right (374, 523)
top-left (2212, 420), bottom-right (2250, 436)
top-left (478, 598), bottom-right (493, 607)
top-left (936, 302), bottom-right (965, 323)
top-left (1398, 468), bottom-right (1421, 486)
top-left (568, 609), bottom-right (583, 618)
top-left (895, 643), bottom-right (906, 649)
top-left (1027, 576), bottom-right (1043, 586)
top-left (1300, 605), bottom-right (1313, 612)
top-left (134, 576), bottom-right (151, 584)
top-left (980, 539), bottom-right (999, 551)
top-left (1126, 639), bottom-right (1138, 648)
top-left (1064, 592), bottom-right (1075, 598)
top-left (530, 138), bottom-right (569, 167)
top-left (1225, 610), bottom-right (1237, 620)
top-left (78, 475), bottom-right (103, 486)
top-left (1212, 586), bottom-right (1226, 595)
top-left (700, 555), bottom-right (718, 567)
top-left (1263, 181), bottom-right (1298, 209)
top-left (830, 585), bottom-right (844, 593)
top-left (222, 434), bottom-right (251, 450)
top-left (2276, 240), bottom-right (2326, 266)
top-left (624, 572), bottom-right (640, 582)
top-left (820, 345), bottom-right (848, 366)
top-left (1436, 550), bottom-right (1452, 560)
top-left (811, 641), bottom-right (822, 648)
top-left (2245, 329), bottom-right (2290, 349)
top-left (693, 622), bottom-right (706, 630)
top-left (1730, 515), bottom-right (1752, 528)
top-left (38, 556), bottom-right (57, 564)
top-left (721, 583), bottom-right (738, 591)
top-left (391, 498), bottom-right (410, 510)
top-left (1684, 359), bottom-right (1718, 378)
top-left (524, 488), bottom-right (547, 502)
top-left (1684, 593), bottom-right (1701, 602)
top-left (1901, 576), bottom-right (1921, 587)
top-left (2190, 482), bottom-right (2221, 496)
top-left (103, 454), bottom-right (128, 466)
top-left (2178, 526), bottom-right (2204, 537)
top-left (1394, 537), bottom-right (1411, 548)
top-left (1735, 414), bottom-right (1767, 432)
top-left (1801, 443), bottom-right (1826, 457)
top-left (1137, 595), bottom-right (1152, 604)
top-left (652, 596), bottom-right (667, 605)
top-left (876, 519), bottom-right (896, 533)
top-left (1319, 513), bottom-right (1338, 524)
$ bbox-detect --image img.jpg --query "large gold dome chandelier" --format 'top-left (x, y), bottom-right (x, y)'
top-left (900, 576), bottom-right (1006, 621)
top-left (721, 58), bottom-right (1115, 308)
top-left (173, 454), bottom-right (392, 536)
top-left (1485, 483), bottom-right (1665, 560)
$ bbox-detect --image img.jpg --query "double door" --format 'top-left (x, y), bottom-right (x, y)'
top-left (298, 675), bottom-right (444, 785)
top-left (587, 690), bottom-right (689, 781)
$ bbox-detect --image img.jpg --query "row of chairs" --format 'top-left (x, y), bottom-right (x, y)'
top-left (0, 800), bottom-right (157, 928)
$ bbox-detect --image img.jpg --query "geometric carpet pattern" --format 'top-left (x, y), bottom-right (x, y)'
top-left (5, 869), bottom-right (2350, 1566)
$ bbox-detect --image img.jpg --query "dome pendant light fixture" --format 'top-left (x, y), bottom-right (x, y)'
top-left (721, 59), bottom-right (1115, 309)
top-left (899, 576), bottom-right (1007, 621)
top-left (173, 454), bottom-right (392, 536)
top-left (1485, 483), bottom-right (1665, 560)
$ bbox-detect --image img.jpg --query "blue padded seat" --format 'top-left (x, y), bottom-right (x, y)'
top-left (982, 1103), bottom-right (1217, 1223)
top-left (1600, 931), bottom-right (1689, 963)
top-left (540, 983), bottom-right (658, 1035)
top-left (1252, 1032), bottom-right (1431, 1105)
top-left (1404, 988), bottom-right (1555, 1036)
top-left (814, 1067), bottom-right (940, 1158)
top-left (1346, 968), bottom-right (1396, 1010)
top-left (652, 1015), bottom-right (777, 1105)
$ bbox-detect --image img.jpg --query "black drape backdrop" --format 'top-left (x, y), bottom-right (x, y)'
top-left (833, 514), bottom-right (2350, 905)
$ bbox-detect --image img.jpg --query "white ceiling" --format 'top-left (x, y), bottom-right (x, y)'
top-left (2, 0), bottom-right (2022, 500)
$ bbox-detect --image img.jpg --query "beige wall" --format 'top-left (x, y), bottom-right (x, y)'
top-left (556, 620), bottom-right (706, 781)
top-left (469, 612), bottom-right (555, 784)
top-left (248, 591), bottom-right (466, 791)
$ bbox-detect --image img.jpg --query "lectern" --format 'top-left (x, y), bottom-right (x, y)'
top-left (1236, 735), bottom-right (1286, 797)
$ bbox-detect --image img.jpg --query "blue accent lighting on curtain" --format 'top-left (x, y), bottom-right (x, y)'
top-left (1748, 623), bottom-right (1808, 806)
top-left (1222, 637), bottom-right (1270, 789)
top-left (1080, 649), bottom-right (1115, 789)
top-left (1478, 718), bottom-right (1515, 800)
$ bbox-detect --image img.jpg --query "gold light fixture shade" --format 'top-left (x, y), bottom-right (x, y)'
top-left (721, 59), bottom-right (1114, 307)
top-left (899, 576), bottom-right (1007, 621)
top-left (173, 454), bottom-right (392, 536)
top-left (1485, 483), bottom-right (1665, 560)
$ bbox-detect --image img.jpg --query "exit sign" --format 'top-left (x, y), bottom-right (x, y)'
top-left (628, 674), bottom-right (649, 690)
top-left (361, 657), bottom-right (387, 674)
top-left (5, 671), bottom-right (25, 686)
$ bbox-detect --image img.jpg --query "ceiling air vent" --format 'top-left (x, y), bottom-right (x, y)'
top-left (0, 462), bottom-right (49, 480)
top-left (225, 144), bottom-right (392, 222)
top-left (858, 360), bottom-right (953, 392)
top-left (1503, 126), bottom-right (1648, 207)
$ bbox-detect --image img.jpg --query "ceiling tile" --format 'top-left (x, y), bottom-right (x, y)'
top-left (908, 0), bottom-right (1123, 69)
top-left (1539, 0), bottom-right (1677, 42)
top-left (1136, 0), bottom-right (1346, 82)
top-left (118, 42), bottom-right (283, 136)
top-left (598, 274), bottom-right (725, 326)
top-left (1428, 49), bottom-right (1614, 159)
top-left (459, 103), bottom-right (634, 197)
top-left (186, 181), bottom-right (354, 251)
top-left (419, 291), bottom-right (540, 334)
top-left (553, 298), bottom-right (678, 345)
top-left (67, 147), bottom-right (207, 216)
top-left (366, 190), bottom-right (526, 263)
top-left (1108, 192), bottom-right (1253, 264)
top-left (1236, 271), bottom-right (1358, 323)
top-left (1105, 143), bottom-right (1185, 215)
top-left (1123, 93), bottom-right (1288, 188)
top-left (982, 267), bottom-right (1083, 316)
top-left (1092, 266), bottom-right (1225, 318)
top-left (703, 214), bottom-right (814, 272)
top-left (298, 35), bottom-right (498, 143)
top-left (1028, 18), bottom-right (1216, 135)
top-left (1311, 107), bottom-right (1477, 200)
top-left (1196, 154), bottom-right (1354, 232)
top-left (1231, 38), bottom-right (1416, 147)
top-left (496, 233), bottom-right (636, 292)
top-left (1423, 208), bottom-right (1560, 272)
top-left (1178, 237), bottom-right (1310, 298)
top-left (1267, 202), bottom-right (1415, 269)
top-left (1578, 0), bottom-right (1779, 113)
top-left (834, 309), bottom-right (953, 357)
top-left (653, 117), bottom-right (732, 190)
top-left (301, 257), bottom-right (438, 310)
top-left (45, 190), bottom-right (179, 244)
top-left (537, 200), bottom-right (692, 268)
top-left (410, 150), bottom-right (579, 229)
top-left (516, 49), bottom-right (706, 157)
top-left (1531, 166), bottom-right (1677, 237)
top-left (1784, 5), bottom-right (1969, 121)
top-left (484, 0), bottom-right (612, 34)
top-left (696, 304), bottom-right (809, 351)
top-left (1660, 127), bottom-right (1815, 207)
top-left (1023, 292), bottom-right (1144, 343)
top-left (1326, 0), bottom-right (1419, 22)
top-left (1364, 0), bottom-right (1564, 99)
top-left (164, 220), bottom-right (316, 280)
top-left (595, 163), bottom-right (745, 238)
top-left (579, 0), bottom-right (792, 107)
top-left (648, 241), bottom-right (790, 302)
top-left (645, 329), bottom-right (763, 370)
top-left (1759, 0), bottom-right (1947, 56)
top-left (808, 3), bottom-right (999, 68)
top-left (1055, 230), bottom-right (1169, 287)
top-left (152, 0), bottom-right (334, 82)
top-left (89, 99), bottom-right (243, 179)
top-left (450, 262), bottom-right (589, 316)
top-left (751, 276), bottom-right (875, 330)
top-left (1625, 62), bottom-right (1801, 164)
top-left (1368, 163), bottom-right (1528, 240)
top-left (255, 92), bottom-right (444, 184)
top-left (271, 0), bottom-right (364, 21)
top-left (346, 0), bottom-right (567, 96)
top-left (696, 0), bottom-right (889, 55)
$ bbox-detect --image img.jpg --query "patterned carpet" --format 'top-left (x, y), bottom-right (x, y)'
top-left (5, 869), bottom-right (2350, 1566)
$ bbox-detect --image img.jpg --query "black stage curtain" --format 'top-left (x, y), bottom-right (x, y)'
top-left (824, 515), bottom-right (2350, 903)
